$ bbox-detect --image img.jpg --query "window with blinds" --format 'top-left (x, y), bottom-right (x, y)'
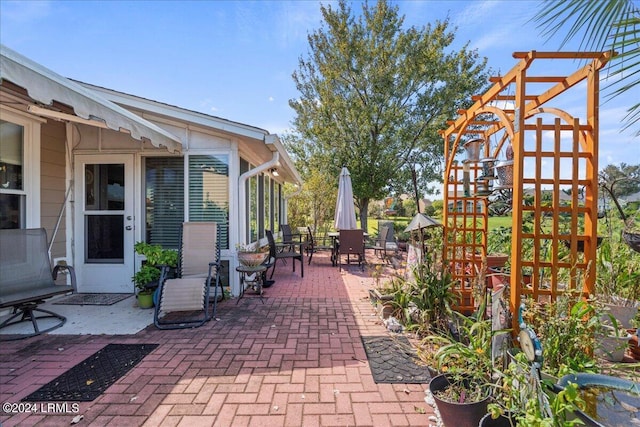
top-left (144, 157), bottom-right (184, 249)
top-left (188, 155), bottom-right (230, 249)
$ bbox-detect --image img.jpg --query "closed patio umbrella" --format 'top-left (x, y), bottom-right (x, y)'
top-left (334, 167), bottom-right (357, 230)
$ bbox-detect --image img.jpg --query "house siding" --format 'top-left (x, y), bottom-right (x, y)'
top-left (40, 120), bottom-right (67, 260)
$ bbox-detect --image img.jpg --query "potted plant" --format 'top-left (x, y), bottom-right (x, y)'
top-left (594, 314), bottom-right (633, 362)
top-left (133, 242), bottom-right (178, 308)
top-left (424, 305), bottom-right (496, 427)
top-left (369, 274), bottom-right (404, 320)
top-left (132, 265), bottom-right (161, 309)
top-left (236, 242), bottom-right (269, 266)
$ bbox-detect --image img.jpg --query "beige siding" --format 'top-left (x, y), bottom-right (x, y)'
top-left (40, 120), bottom-right (67, 260)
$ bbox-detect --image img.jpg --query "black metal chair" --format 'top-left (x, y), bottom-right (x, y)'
top-left (266, 229), bottom-right (304, 278)
top-left (305, 226), bottom-right (333, 265)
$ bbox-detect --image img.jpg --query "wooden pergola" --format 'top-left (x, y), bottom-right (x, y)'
top-left (441, 51), bottom-right (613, 330)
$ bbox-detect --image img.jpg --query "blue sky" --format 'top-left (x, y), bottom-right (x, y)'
top-left (1, 0), bottom-right (637, 168)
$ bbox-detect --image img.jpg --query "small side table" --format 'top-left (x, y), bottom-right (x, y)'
top-left (236, 264), bottom-right (267, 304)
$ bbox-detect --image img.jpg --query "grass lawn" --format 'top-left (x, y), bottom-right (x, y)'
top-left (488, 215), bottom-right (514, 230)
top-left (367, 215), bottom-right (514, 234)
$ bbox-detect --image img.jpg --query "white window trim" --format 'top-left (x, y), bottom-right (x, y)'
top-left (0, 106), bottom-right (42, 228)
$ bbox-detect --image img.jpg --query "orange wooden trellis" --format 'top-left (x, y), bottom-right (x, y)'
top-left (441, 51), bottom-right (612, 331)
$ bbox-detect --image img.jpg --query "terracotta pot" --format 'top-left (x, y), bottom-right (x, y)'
top-left (238, 251), bottom-right (268, 267)
top-left (627, 330), bottom-right (640, 361)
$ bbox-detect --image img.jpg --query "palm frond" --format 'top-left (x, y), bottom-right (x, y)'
top-left (533, 0), bottom-right (640, 136)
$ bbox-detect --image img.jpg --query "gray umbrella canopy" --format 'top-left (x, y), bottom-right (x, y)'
top-left (404, 213), bottom-right (442, 232)
top-left (334, 167), bottom-right (358, 230)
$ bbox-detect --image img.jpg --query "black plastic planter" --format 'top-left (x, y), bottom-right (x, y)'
top-left (429, 374), bottom-right (490, 427)
top-left (479, 412), bottom-right (517, 427)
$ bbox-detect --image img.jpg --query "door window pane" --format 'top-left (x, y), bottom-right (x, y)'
top-left (0, 120), bottom-right (25, 229)
top-left (188, 155), bottom-right (229, 249)
top-left (85, 164), bottom-right (125, 210)
top-left (0, 120), bottom-right (23, 190)
top-left (144, 157), bottom-right (184, 249)
top-left (85, 214), bottom-right (124, 262)
top-left (0, 193), bottom-right (25, 229)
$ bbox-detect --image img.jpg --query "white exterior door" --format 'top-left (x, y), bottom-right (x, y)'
top-left (73, 154), bottom-right (135, 293)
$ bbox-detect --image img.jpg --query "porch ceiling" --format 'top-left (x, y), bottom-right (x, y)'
top-left (0, 44), bottom-right (182, 153)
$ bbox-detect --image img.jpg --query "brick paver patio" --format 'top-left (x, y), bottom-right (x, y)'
top-left (0, 252), bottom-right (434, 426)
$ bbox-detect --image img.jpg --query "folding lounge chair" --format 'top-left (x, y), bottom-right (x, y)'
top-left (266, 229), bottom-right (304, 278)
top-left (338, 229), bottom-right (365, 271)
top-left (154, 222), bottom-right (222, 330)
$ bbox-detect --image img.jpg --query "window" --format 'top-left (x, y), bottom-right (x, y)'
top-left (144, 157), bottom-right (184, 249)
top-left (189, 155), bottom-right (229, 249)
top-left (274, 183), bottom-right (280, 231)
top-left (0, 119), bottom-right (25, 229)
top-left (264, 175), bottom-right (271, 233)
top-left (249, 175), bottom-right (258, 242)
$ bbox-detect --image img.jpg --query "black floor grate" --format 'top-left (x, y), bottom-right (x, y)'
top-left (22, 343), bottom-right (158, 402)
top-left (361, 335), bottom-right (431, 384)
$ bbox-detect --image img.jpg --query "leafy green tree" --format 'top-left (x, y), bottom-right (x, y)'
top-left (534, 0), bottom-right (640, 136)
top-left (285, 168), bottom-right (336, 233)
top-left (402, 198), bottom-right (417, 218)
top-left (289, 0), bottom-right (489, 232)
top-left (431, 200), bottom-right (444, 218)
top-left (600, 163), bottom-right (640, 197)
top-left (599, 163), bottom-right (640, 222)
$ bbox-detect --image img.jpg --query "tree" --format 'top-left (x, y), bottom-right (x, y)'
top-left (285, 168), bottom-right (337, 232)
top-left (534, 0), bottom-right (640, 136)
top-left (600, 163), bottom-right (640, 197)
top-left (289, 0), bottom-right (489, 232)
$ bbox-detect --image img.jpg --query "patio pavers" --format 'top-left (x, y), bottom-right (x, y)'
top-left (0, 252), bottom-right (434, 426)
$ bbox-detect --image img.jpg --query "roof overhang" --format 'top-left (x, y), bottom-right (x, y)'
top-left (0, 44), bottom-right (182, 153)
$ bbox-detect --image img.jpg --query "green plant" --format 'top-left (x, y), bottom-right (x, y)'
top-left (134, 242), bottom-right (178, 268)
top-left (423, 307), bottom-right (496, 403)
top-left (133, 242), bottom-right (178, 293)
top-left (488, 351), bottom-right (587, 427)
top-left (235, 242), bottom-right (269, 253)
top-left (406, 260), bottom-right (459, 334)
top-left (132, 264), bottom-right (161, 293)
top-left (522, 293), bottom-right (600, 377)
top-left (596, 235), bottom-right (640, 304)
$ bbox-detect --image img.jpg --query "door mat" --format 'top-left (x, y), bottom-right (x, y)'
top-left (53, 293), bottom-right (132, 306)
top-left (361, 335), bottom-right (431, 384)
top-left (22, 343), bottom-right (158, 402)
